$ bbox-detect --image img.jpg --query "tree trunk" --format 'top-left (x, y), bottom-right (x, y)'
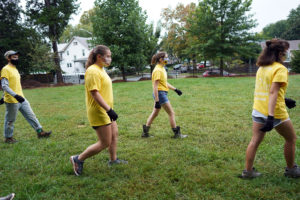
top-left (121, 66), bottom-right (126, 81)
top-left (52, 40), bottom-right (63, 83)
top-left (220, 57), bottom-right (224, 76)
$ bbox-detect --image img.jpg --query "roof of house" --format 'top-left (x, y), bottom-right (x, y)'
top-left (58, 36), bottom-right (92, 53)
top-left (260, 40), bottom-right (300, 51)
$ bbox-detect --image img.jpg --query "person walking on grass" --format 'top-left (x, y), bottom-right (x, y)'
top-left (0, 51), bottom-right (52, 144)
top-left (241, 39), bottom-right (299, 178)
top-left (142, 52), bottom-right (187, 139)
top-left (70, 45), bottom-right (127, 176)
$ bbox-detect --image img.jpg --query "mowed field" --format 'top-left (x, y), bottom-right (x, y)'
top-left (0, 76), bottom-right (300, 200)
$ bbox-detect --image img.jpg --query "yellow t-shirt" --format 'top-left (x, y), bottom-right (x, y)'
top-left (0, 64), bottom-right (24, 103)
top-left (85, 64), bottom-right (113, 126)
top-left (253, 62), bottom-right (288, 119)
top-left (152, 64), bottom-right (168, 91)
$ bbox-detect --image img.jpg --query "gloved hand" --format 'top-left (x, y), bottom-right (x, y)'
top-left (14, 95), bottom-right (25, 103)
top-left (0, 97), bottom-right (4, 105)
top-left (260, 116), bottom-right (274, 132)
top-left (107, 108), bottom-right (118, 121)
top-left (155, 101), bottom-right (161, 109)
top-left (174, 89), bottom-right (182, 96)
top-left (285, 98), bottom-right (296, 109)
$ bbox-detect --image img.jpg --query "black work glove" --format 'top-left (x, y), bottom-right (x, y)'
top-left (174, 89), bottom-right (182, 96)
top-left (14, 95), bottom-right (25, 103)
top-left (107, 108), bottom-right (118, 121)
top-left (260, 116), bottom-right (274, 132)
top-left (155, 101), bottom-right (161, 109)
top-left (0, 97), bottom-right (4, 105)
top-left (285, 98), bottom-right (296, 109)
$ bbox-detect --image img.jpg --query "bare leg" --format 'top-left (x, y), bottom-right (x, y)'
top-left (275, 120), bottom-right (297, 169)
top-left (146, 102), bottom-right (161, 126)
top-left (162, 102), bottom-right (176, 129)
top-left (78, 124), bottom-right (112, 161)
top-left (108, 121), bottom-right (118, 161)
top-left (245, 122), bottom-right (266, 171)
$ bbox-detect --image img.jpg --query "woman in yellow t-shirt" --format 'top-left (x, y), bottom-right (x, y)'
top-left (70, 45), bottom-right (127, 176)
top-left (241, 39), bottom-right (299, 178)
top-left (142, 52), bottom-right (187, 139)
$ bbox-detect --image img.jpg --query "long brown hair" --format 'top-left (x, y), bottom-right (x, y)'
top-left (86, 45), bottom-right (110, 68)
top-left (151, 52), bottom-right (167, 65)
top-left (256, 39), bottom-right (289, 66)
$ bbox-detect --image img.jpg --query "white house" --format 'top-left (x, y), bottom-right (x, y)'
top-left (58, 36), bottom-right (92, 75)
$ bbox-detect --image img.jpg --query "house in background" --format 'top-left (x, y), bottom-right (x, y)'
top-left (58, 36), bottom-right (92, 75)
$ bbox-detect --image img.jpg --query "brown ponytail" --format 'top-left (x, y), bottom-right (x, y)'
top-left (256, 39), bottom-right (289, 66)
top-left (86, 45), bottom-right (110, 68)
top-left (151, 52), bottom-right (167, 65)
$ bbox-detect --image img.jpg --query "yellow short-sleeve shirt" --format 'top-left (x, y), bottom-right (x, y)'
top-left (85, 64), bottom-right (113, 126)
top-left (0, 64), bottom-right (24, 103)
top-left (152, 64), bottom-right (168, 91)
top-left (253, 62), bottom-right (288, 119)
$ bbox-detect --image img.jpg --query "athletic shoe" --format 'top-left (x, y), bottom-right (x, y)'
top-left (4, 137), bottom-right (18, 144)
top-left (108, 158), bottom-right (128, 166)
top-left (37, 130), bottom-right (52, 138)
top-left (284, 165), bottom-right (300, 178)
top-left (172, 126), bottom-right (188, 139)
top-left (70, 155), bottom-right (84, 176)
top-left (0, 193), bottom-right (15, 200)
top-left (240, 167), bottom-right (261, 179)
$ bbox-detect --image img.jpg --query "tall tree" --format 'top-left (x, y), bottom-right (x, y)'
top-left (187, 0), bottom-right (257, 75)
top-left (25, 0), bottom-right (79, 83)
top-left (291, 47), bottom-right (300, 73)
top-left (283, 4), bottom-right (300, 40)
top-left (92, 0), bottom-right (150, 81)
top-left (0, 0), bottom-right (44, 74)
top-left (161, 3), bottom-right (196, 61)
top-left (262, 20), bottom-right (288, 39)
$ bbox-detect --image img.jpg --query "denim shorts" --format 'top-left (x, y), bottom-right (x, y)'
top-left (252, 110), bottom-right (290, 128)
top-left (153, 91), bottom-right (169, 105)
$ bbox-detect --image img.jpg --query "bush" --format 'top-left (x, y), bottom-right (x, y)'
top-left (291, 49), bottom-right (300, 73)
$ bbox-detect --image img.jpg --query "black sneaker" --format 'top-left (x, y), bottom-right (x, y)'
top-left (108, 158), bottom-right (128, 167)
top-left (70, 155), bottom-right (84, 176)
top-left (4, 137), bottom-right (18, 144)
top-left (240, 167), bottom-right (261, 179)
top-left (284, 165), bottom-right (300, 178)
top-left (37, 130), bottom-right (52, 138)
top-left (0, 193), bottom-right (15, 200)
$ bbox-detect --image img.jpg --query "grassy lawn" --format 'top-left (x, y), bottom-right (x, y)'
top-left (0, 76), bottom-right (300, 199)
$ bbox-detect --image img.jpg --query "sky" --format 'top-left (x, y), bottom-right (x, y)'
top-left (68, 0), bottom-right (299, 33)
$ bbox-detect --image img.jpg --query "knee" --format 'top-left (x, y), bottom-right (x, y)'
top-left (169, 110), bottom-right (175, 117)
top-left (287, 135), bottom-right (297, 144)
top-left (101, 139), bottom-right (111, 149)
top-left (249, 139), bottom-right (260, 148)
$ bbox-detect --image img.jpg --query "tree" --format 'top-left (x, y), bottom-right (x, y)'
top-left (283, 4), bottom-right (300, 40)
top-left (262, 20), bottom-right (288, 39)
top-left (92, 0), bottom-right (150, 81)
top-left (0, 0), bottom-right (44, 74)
top-left (291, 48), bottom-right (300, 73)
top-left (161, 3), bottom-right (196, 61)
top-left (26, 0), bottom-right (79, 83)
top-left (187, 0), bottom-right (257, 75)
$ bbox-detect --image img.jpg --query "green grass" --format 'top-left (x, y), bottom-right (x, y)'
top-left (0, 76), bottom-right (300, 200)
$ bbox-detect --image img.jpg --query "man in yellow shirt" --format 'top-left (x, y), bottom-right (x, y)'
top-left (0, 50), bottom-right (52, 143)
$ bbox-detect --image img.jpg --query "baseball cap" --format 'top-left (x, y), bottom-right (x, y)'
top-left (4, 50), bottom-right (19, 58)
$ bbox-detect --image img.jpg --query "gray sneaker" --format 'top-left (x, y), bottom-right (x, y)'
top-left (70, 155), bottom-right (84, 176)
top-left (0, 193), bottom-right (15, 200)
top-left (108, 158), bottom-right (128, 166)
top-left (240, 167), bottom-right (261, 179)
top-left (284, 165), bottom-right (300, 178)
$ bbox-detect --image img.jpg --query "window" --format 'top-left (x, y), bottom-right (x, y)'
top-left (73, 42), bottom-right (78, 45)
top-left (67, 51), bottom-right (69, 56)
top-left (82, 49), bottom-right (85, 56)
top-left (74, 55), bottom-right (77, 60)
top-left (70, 63), bottom-right (72, 68)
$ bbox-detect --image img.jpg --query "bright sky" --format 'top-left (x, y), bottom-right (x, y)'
top-left (70, 0), bottom-right (299, 33)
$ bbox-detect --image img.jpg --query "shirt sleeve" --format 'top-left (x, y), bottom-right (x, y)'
top-left (272, 67), bottom-right (288, 85)
top-left (85, 70), bottom-right (101, 92)
top-left (1, 68), bottom-right (10, 80)
top-left (152, 70), bottom-right (161, 81)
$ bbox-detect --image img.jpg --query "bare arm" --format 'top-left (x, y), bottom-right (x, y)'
top-left (268, 82), bottom-right (281, 116)
top-left (153, 80), bottom-right (159, 102)
top-left (167, 82), bottom-right (176, 90)
top-left (90, 90), bottom-right (110, 111)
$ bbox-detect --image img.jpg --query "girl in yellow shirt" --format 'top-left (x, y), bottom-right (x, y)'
top-left (142, 52), bottom-right (187, 138)
top-left (241, 39), bottom-right (299, 178)
top-left (70, 45), bottom-right (127, 176)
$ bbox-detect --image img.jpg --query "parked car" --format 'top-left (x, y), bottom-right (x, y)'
top-left (180, 66), bottom-right (188, 73)
top-left (202, 69), bottom-right (237, 77)
top-left (173, 64), bottom-right (182, 70)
